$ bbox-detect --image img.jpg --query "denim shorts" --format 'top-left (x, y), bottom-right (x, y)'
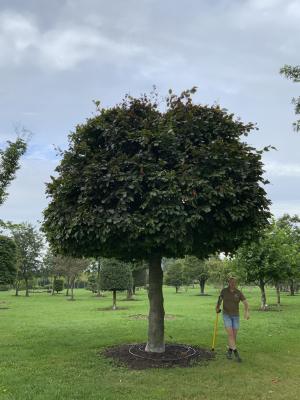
top-left (223, 313), bottom-right (240, 330)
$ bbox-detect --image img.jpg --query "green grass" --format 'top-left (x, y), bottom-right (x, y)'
top-left (0, 286), bottom-right (300, 400)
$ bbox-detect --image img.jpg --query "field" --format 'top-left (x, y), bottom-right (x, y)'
top-left (0, 286), bottom-right (300, 400)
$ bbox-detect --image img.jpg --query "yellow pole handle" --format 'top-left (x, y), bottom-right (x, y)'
top-left (211, 312), bottom-right (219, 351)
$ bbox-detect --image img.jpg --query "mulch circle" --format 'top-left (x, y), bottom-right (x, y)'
top-left (102, 343), bottom-right (215, 369)
top-left (128, 314), bottom-right (176, 320)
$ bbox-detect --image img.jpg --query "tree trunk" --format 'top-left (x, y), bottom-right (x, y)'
top-left (276, 283), bottom-right (281, 310)
top-left (133, 285), bottom-right (136, 295)
top-left (127, 288), bottom-right (133, 300)
top-left (145, 255), bottom-right (165, 353)
top-left (15, 273), bottom-right (19, 296)
top-left (25, 278), bottom-right (29, 297)
top-left (66, 277), bottom-right (70, 296)
top-left (175, 286), bottom-right (179, 293)
top-left (200, 279), bottom-right (205, 295)
top-left (259, 280), bottom-right (267, 310)
top-left (52, 276), bottom-right (56, 296)
top-left (70, 279), bottom-right (74, 300)
top-left (112, 290), bottom-right (117, 310)
top-left (96, 258), bottom-right (102, 297)
top-left (290, 280), bottom-right (295, 296)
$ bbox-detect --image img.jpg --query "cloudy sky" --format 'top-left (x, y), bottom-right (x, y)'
top-left (0, 0), bottom-right (299, 225)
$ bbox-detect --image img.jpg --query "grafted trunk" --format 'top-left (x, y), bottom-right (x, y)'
top-left (259, 280), bottom-right (267, 310)
top-left (200, 279), bottom-right (206, 295)
top-left (290, 280), bottom-right (295, 296)
top-left (145, 255), bottom-right (165, 353)
top-left (112, 290), bottom-right (117, 310)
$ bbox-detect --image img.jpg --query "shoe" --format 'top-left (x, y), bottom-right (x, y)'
top-left (226, 349), bottom-right (233, 360)
top-left (234, 350), bottom-right (242, 362)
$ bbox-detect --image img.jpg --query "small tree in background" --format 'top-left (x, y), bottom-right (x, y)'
top-left (183, 256), bottom-right (210, 295)
top-left (208, 258), bottom-right (233, 288)
top-left (51, 256), bottom-right (90, 300)
top-left (9, 223), bottom-right (43, 297)
top-left (0, 235), bottom-right (17, 286)
top-left (53, 278), bottom-right (64, 293)
top-left (100, 259), bottom-right (132, 309)
top-left (127, 261), bottom-right (148, 299)
top-left (165, 260), bottom-right (185, 293)
top-left (235, 221), bottom-right (296, 310)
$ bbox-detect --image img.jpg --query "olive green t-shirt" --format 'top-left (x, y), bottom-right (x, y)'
top-left (219, 287), bottom-right (246, 316)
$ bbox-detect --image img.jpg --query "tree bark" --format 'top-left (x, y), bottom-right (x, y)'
top-left (112, 290), bottom-right (117, 310)
top-left (15, 273), bottom-right (19, 296)
top-left (127, 288), bottom-right (133, 300)
top-left (96, 258), bottom-right (102, 297)
top-left (200, 279), bottom-right (205, 295)
top-left (70, 279), bottom-right (74, 300)
top-left (52, 276), bottom-right (56, 296)
top-left (259, 280), bottom-right (267, 310)
top-left (66, 277), bottom-right (70, 296)
top-left (25, 278), bottom-right (29, 297)
top-left (275, 283), bottom-right (281, 310)
top-left (145, 255), bottom-right (165, 353)
top-left (290, 280), bottom-right (295, 296)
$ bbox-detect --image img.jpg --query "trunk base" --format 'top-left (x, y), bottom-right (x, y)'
top-left (145, 342), bottom-right (165, 353)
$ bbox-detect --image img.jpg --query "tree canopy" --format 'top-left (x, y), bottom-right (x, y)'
top-left (0, 235), bottom-right (17, 285)
top-left (280, 65), bottom-right (300, 132)
top-left (43, 88), bottom-right (271, 261)
top-left (0, 138), bottom-right (27, 206)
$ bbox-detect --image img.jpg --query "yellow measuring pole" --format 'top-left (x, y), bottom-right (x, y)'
top-left (211, 311), bottom-right (220, 351)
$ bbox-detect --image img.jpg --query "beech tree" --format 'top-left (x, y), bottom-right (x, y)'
top-left (43, 89), bottom-right (270, 352)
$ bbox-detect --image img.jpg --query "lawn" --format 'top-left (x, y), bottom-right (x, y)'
top-left (0, 286), bottom-right (299, 400)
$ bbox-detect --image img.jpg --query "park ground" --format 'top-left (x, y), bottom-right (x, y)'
top-left (0, 286), bottom-right (300, 400)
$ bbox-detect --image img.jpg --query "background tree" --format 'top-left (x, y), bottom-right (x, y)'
top-left (53, 278), bottom-right (64, 293)
top-left (100, 258), bottom-right (132, 310)
top-left (0, 235), bottom-right (17, 286)
top-left (183, 256), bottom-right (210, 295)
top-left (235, 221), bottom-right (296, 309)
top-left (277, 214), bottom-right (300, 295)
top-left (10, 223), bottom-right (43, 297)
top-left (207, 257), bottom-right (232, 288)
top-left (127, 261), bottom-right (148, 299)
top-left (43, 89), bottom-right (271, 352)
top-left (0, 138), bottom-right (27, 206)
top-left (280, 65), bottom-right (300, 131)
top-left (51, 256), bottom-right (90, 300)
top-left (164, 260), bottom-right (185, 293)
